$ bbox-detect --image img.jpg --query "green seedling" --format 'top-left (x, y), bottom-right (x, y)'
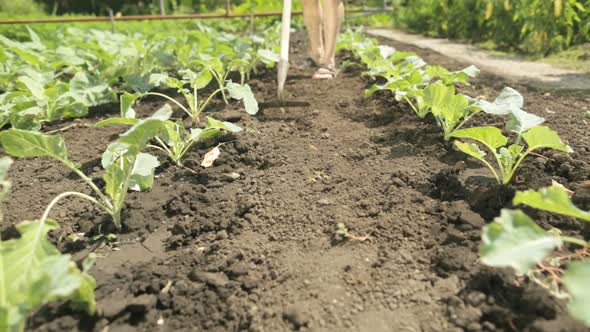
top-left (0, 157), bottom-right (12, 224)
top-left (97, 104), bottom-right (241, 166)
top-left (481, 185), bottom-right (590, 326)
top-left (422, 82), bottom-right (481, 140)
top-left (127, 69), bottom-right (258, 124)
top-left (451, 125), bottom-right (571, 184)
top-left (0, 109), bottom-right (169, 229)
top-left (0, 163), bottom-right (96, 332)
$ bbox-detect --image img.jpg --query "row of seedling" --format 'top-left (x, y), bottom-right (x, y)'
top-left (339, 29), bottom-right (589, 325)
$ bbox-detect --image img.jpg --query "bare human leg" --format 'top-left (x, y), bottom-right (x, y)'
top-left (319, 0), bottom-right (344, 66)
top-left (312, 0), bottom-right (344, 79)
top-left (302, 0), bottom-right (324, 65)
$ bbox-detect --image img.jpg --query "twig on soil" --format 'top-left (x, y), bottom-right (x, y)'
top-left (44, 121), bottom-right (90, 134)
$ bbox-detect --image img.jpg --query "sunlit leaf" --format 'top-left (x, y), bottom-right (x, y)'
top-left (480, 209), bottom-right (561, 275)
top-left (0, 129), bottom-right (68, 162)
top-left (514, 186), bottom-right (590, 222)
top-left (563, 261), bottom-right (590, 326)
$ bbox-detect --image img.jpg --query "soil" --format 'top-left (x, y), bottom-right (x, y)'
top-left (3, 32), bottom-right (590, 332)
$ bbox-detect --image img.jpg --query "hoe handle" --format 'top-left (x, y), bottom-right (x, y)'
top-left (277, 0), bottom-right (292, 100)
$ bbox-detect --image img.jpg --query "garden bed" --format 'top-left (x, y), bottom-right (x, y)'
top-left (5, 32), bottom-right (590, 331)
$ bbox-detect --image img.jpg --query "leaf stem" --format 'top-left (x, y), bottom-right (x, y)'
top-left (40, 191), bottom-right (109, 225)
top-left (560, 236), bottom-right (589, 248)
top-left (504, 149), bottom-right (531, 184)
top-left (198, 88), bottom-right (224, 114)
top-left (144, 92), bottom-right (191, 118)
top-left (64, 162), bottom-right (113, 211)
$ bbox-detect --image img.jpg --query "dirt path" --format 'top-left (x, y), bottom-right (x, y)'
top-left (5, 33), bottom-right (590, 332)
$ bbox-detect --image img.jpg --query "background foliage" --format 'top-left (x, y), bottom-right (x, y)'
top-left (391, 0), bottom-right (590, 54)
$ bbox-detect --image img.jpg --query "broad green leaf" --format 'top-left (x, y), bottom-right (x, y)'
top-left (68, 72), bottom-right (115, 107)
top-left (179, 69), bottom-right (212, 89)
top-left (0, 220), bottom-right (96, 331)
top-left (160, 120), bottom-right (183, 147)
top-left (507, 108), bottom-right (545, 136)
top-left (17, 76), bottom-right (44, 99)
top-left (563, 261), bottom-right (590, 326)
top-left (0, 129), bottom-right (68, 162)
top-left (0, 157), bottom-right (12, 203)
top-left (454, 141), bottom-right (487, 162)
top-left (117, 118), bottom-right (166, 151)
top-left (476, 87), bottom-right (523, 115)
top-left (129, 153), bottom-right (159, 192)
top-left (423, 82), bottom-right (455, 114)
top-left (95, 117), bottom-right (140, 128)
top-left (226, 81), bottom-right (258, 115)
top-left (0, 157), bottom-right (13, 184)
top-left (152, 104), bottom-right (173, 121)
top-left (101, 142), bottom-right (131, 169)
top-left (206, 116), bottom-right (242, 133)
top-left (103, 160), bottom-right (126, 198)
top-left (426, 65), bottom-right (448, 79)
top-left (120, 92), bottom-right (141, 118)
top-left (460, 65), bottom-right (480, 78)
top-left (451, 126), bottom-right (509, 151)
top-left (257, 49), bottom-right (279, 65)
top-left (522, 126), bottom-right (572, 153)
top-left (377, 45), bottom-right (396, 59)
top-left (480, 209), bottom-right (562, 275)
top-left (11, 106), bottom-right (45, 131)
top-left (514, 186), bottom-right (590, 222)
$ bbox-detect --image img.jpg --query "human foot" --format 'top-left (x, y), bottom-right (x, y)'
top-left (312, 64), bottom-right (336, 80)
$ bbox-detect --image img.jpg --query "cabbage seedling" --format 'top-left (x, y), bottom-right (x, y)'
top-left (97, 105), bottom-right (242, 166)
top-left (0, 111), bottom-right (169, 229)
top-left (138, 70), bottom-right (258, 123)
top-left (451, 125), bottom-right (572, 184)
top-left (422, 82), bottom-right (481, 140)
top-left (481, 186), bottom-right (590, 326)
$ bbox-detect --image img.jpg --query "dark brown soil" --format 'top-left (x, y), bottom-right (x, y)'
top-left (3, 32), bottom-right (590, 332)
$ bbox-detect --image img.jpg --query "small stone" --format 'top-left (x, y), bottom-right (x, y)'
top-left (127, 294), bottom-right (157, 314)
top-left (434, 275), bottom-right (460, 297)
top-left (459, 210), bottom-right (485, 229)
top-left (188, 270), bottom-right (229, 287)
top-left (453, 161), bottom-right (466, 173)
top-left (312, 110), bottom-right (320, 116)
top-left (228, 262), bottom-right (249, 277)
top-left (221, 173), bottom-right (240, 182)
top-left (466, 322), bottom-right (482, 332)
top-left (218, 111), bottom-right (243, 123)
top-left (318, 198), bottom-right (332, 206)
top-left (283, 304), bottom-right (309, 329)
top-left (216, 230), bottom-right (229, 240)
top-left (99, 295), bottom-right (128, 319)
top-left (465, 291), bottom-right (486, 307)
top-left (391, 177), bottom-right (406, 187)
top-left (321, 133), bottom-right (330, 139)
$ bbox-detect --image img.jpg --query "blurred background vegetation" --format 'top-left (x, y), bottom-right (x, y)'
top-left (0, 0), bottom-right (588, 57)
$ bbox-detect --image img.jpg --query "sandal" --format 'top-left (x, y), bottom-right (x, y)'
top-left (312, 64), bottom-right (336, 80)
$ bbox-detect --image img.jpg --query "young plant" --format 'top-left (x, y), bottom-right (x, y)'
top-left (136, 70), bottom-right (258, 124)
top-left (0, 157), bottom-right (12, 223)
top-left (425, 65), bottom-right (480, 86)
top-left (421, 82), bottom-right (481, 140)
top-left (480, 185), bottom-right (590, 326)
top-left (0, 110), bottom-right (169, 229)
top-left (0, 154), bottom-right (96, 332)
top-left (451, 125), bottom-right (572, 184)
top-left (0, 219), bottom-right (97, 332)
top-left (97, 105), bottom-right (242, 166)
top-left (475, 87), bottom-right (545, 140)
